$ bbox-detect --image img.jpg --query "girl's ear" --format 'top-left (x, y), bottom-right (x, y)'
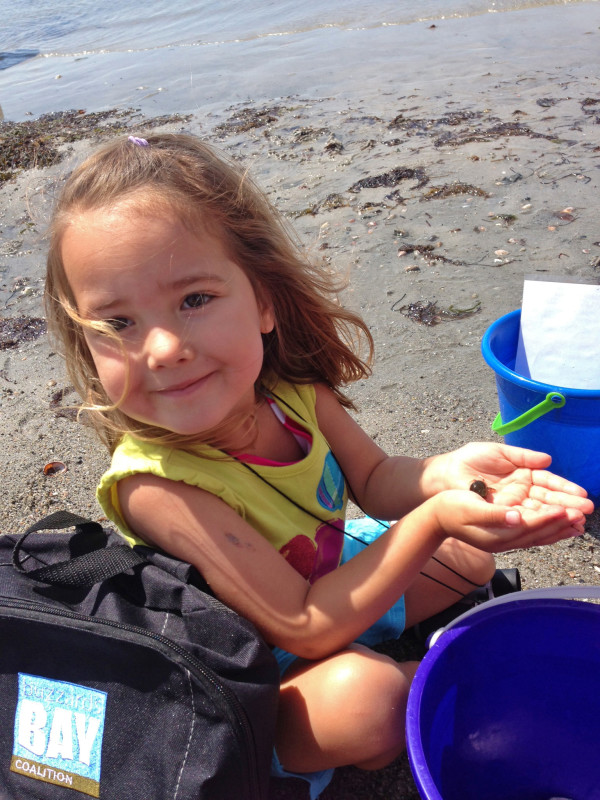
top-left (260, 300), bottom-right (275, 335)
top-left (257, 288), bottom-right (275, 334)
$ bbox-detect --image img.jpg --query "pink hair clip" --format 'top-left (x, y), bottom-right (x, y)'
top-left (128, 136), bottom-right (149, 147)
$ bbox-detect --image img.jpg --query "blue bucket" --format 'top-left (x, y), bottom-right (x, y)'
top-left (481, 309), bottom-right (600, 506)
top-left (406, 588), bottom-right (600, 800)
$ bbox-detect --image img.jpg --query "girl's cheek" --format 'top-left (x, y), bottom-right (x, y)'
top-left (87, 343), bottom-right (130, 403)
top-left (85, 329), bottom-right (129, 366)
top-left (96, 362), bottom-right (129, 406)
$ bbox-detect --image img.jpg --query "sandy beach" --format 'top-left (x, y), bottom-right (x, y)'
top-left (1, 9), bottom-right (600, 797)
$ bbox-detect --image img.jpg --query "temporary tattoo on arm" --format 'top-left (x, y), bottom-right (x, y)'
top-left (225, 532), bottom-right (255, 550)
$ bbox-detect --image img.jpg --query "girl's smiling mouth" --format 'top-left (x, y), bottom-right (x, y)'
top-left (155, 374), bottom-right (212, 397)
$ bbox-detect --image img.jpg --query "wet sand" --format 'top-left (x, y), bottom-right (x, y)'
top-left (1, 41), bottom-right (600, 798)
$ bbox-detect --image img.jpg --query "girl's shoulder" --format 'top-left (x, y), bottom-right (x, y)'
top-left (97, 433), bottom-right (245, 541)
top-left (105, 433), bottom-right (236, 486)
top-left (266, 379), bottom-right (317, 425)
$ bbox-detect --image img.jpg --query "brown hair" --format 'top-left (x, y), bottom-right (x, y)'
top-left (45, 133), bottom-right (373, 451)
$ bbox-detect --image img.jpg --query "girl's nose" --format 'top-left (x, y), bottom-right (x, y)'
top-left (145, 327), bottom-right (194, 369)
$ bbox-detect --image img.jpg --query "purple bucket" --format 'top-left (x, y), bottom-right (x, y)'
top-left (406, 588), bottom-right (600, 800)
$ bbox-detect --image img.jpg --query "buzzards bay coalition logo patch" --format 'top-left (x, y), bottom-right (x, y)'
top-left (12, 673), bottom-right (107, 797)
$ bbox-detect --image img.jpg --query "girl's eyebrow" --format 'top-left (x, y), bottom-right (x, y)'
top-left (168, 272), bottom-right (226, 291)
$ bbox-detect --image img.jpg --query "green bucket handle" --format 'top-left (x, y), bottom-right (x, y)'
top-left (492, 391), bottom-right (566, 436)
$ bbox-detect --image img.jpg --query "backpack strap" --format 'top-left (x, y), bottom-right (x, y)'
top-left (12, 510), bottom-right (146, 587)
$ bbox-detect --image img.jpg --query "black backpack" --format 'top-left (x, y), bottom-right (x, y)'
top-left (0, 511), bottom-right (279, 800)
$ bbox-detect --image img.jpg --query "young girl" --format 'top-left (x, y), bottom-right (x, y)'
top-left (45, 133), bottom-right (592, 798)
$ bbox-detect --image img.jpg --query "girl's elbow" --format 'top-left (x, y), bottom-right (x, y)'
top-left (289, 638), bottom-right (333, 660)
top-left (263, 593), bottom-right (346, 659)
top-left (278, 639), bottom-right (337, 661)
top-left (274, 619), bottom-right (342, 661)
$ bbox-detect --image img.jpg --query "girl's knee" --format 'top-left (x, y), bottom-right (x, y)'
top-left (323, 651), bottom-right (416, 746)
top-left (277, 650), bottom-right (417, 772)
top-left (468, 546), bottom-right (496, 585)
top-left (442, 538), bottom-right (496, 586)
top-left (323, 646), bottom-right (413, 698)
top-left (343, 654), bottom-right (418, 769)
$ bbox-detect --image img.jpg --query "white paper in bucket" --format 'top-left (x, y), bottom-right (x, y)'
top-left (515, 277), bottom-right (600, 390)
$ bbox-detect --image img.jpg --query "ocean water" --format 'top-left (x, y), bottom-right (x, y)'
top-left (2, 0), bottom-right (589, 54)
top-left (0, 0), bottom-right (597, 121)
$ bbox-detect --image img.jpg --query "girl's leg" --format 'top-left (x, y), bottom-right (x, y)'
top-left (275, 644), bottom-right (419, 773)
top-left (343, 519), bottom-right (495, 630)
top-left (403, 537), bottom-right (495, 628)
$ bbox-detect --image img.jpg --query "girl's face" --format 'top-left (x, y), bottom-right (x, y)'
top-left (61, 202), bottom-right (274, 438)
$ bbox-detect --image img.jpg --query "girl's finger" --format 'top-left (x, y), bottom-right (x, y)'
top-left (533, 525), bottom-right (584, 547)
top-left (499, 445), bottom-right (552, 470)
top-left (519, 502), bottom-right (568, 523)
top-left (502, 524), bottom-right (576, 551)
top-left (474, 502), bottom-right (524, 529)
top-left (524, 504), bottom-right (586, 526)
top-left (528, 483), bottom-right (594, 512)
top-left (520, 496), bottom-right (543, 511)
top-left (530, 469), bottom-right (589, 497)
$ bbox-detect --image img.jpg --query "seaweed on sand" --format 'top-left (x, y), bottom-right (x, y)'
top-left (0, 316), bottom-right (46, 349)
top-left (397, 244), bottom-right (464, 266)
top-left (422, 183), bottom-right (490, 200)
top-left (0, 108), bottom-right (191, 182)
top-left (213, 105), bottom-right (283, 135)
top-left (288, 192), bottom-right (350, 218)
top-left (349, 167), bottom-right (429, 193)
top-left (393, 299), bottom-right (481, 325)
top-left (389, 110), bottom-right (482, 132)
top-left (434, 121), bottom-right (555, 148)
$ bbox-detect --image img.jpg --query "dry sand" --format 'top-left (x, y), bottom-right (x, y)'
top-left (1, 68), bottom-right (599, 799)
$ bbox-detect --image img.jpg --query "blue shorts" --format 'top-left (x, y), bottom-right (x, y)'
top-left (270, 518), bottom-right (405, 799)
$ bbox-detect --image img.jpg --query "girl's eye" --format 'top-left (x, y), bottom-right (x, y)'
top-left (183, 293), bottom-right (212, 310)
top-left (105, 317), bottom-right (132, 332)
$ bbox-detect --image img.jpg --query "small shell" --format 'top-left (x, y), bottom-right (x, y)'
top-left (469, 479), bottom-right (488, 498)
top-left (43, 461), bottom-right (67, 476)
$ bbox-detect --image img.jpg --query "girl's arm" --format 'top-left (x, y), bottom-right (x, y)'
top-left (118, 472), bottom-right (583, 660)
top-left (314, 384), bottom-right (593, 519)
top-left (314, 383), bottom-right (429, 517)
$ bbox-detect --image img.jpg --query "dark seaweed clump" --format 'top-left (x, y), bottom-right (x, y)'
top-left (434, 121), bottom-right (554, 148)
top-left (0, 108), bottom-right (191, 182)
top-left (349, 167), bottom-right (429, 192)
top-left (0, 316), bottom-right (46, 349)
top-left (396, 244), bottom-right (464, 266)
top-left (422, 182), bottom-right (490, 200)
top-left (395, 300), bottom-right (481, 325)
top-left (214, 105), bottom-right (283, 135)
top-left (387, 107), bottom-right (559, 148)
top-left (389, 110), bottom-right (482, 132)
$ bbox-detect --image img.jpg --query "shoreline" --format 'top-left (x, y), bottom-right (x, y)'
top-left (2, 4), bottom-right (600, 123)
top-left (1, 69), bottom-right (599, 798)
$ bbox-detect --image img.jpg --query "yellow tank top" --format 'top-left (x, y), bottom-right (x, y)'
top-left (97, 382), bottom-right (348, 583)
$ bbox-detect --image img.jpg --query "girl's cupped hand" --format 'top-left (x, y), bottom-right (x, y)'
top-left (432, 485), bottom-right (588, 553)
top-left (432, 442), bottom-right (594, 516)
